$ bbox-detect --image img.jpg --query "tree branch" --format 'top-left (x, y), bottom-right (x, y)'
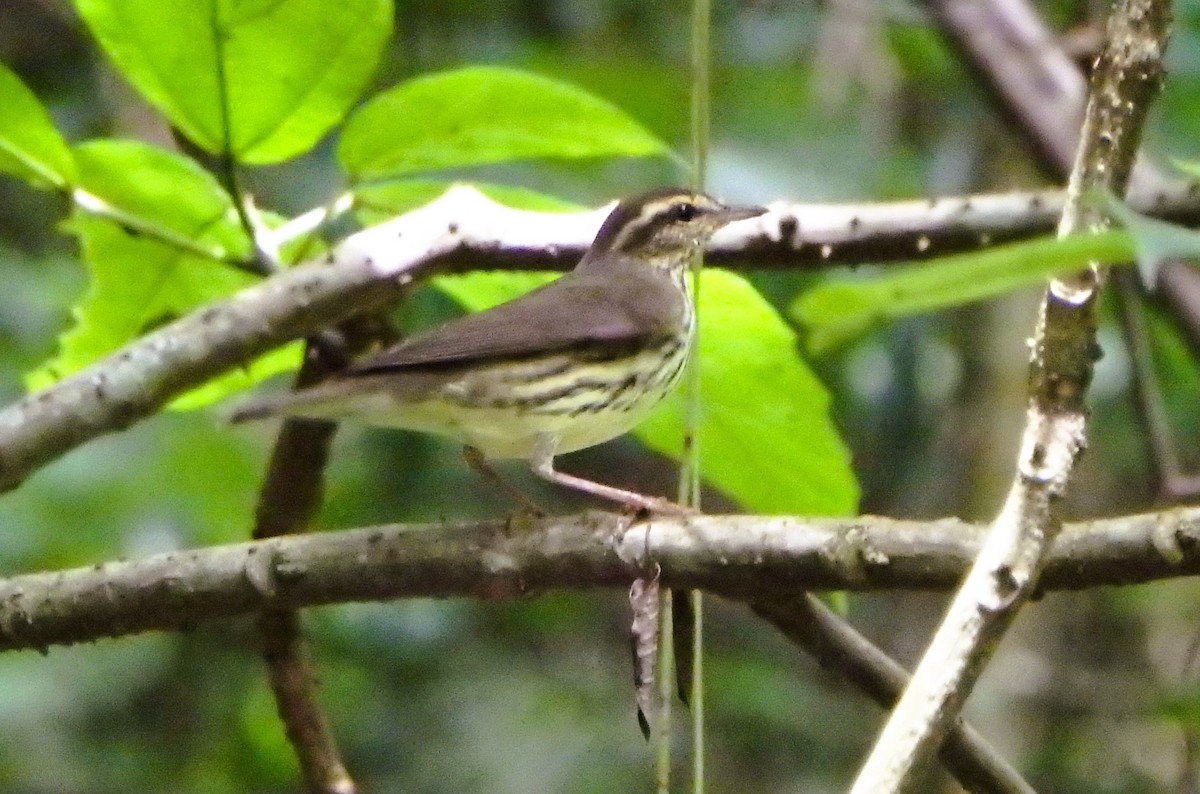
top-left (1, 507), bottom-right (1199, 654)
top-left (251, 321), bottom-right (392, 794)
top-left (851, 2), bottom-right (1173, 790)
top-left (932, 0), bottom-right (1200, 499)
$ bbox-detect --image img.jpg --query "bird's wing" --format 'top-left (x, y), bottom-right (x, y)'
top-left (350, 263), bottom-right (685, 374)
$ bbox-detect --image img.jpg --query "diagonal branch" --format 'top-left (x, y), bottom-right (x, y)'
top-left (754, 595), bottom-right (1035, 794)
top-left (932, 0), bottom-right (1200, 497)
top-left (850, 2), bottom-right (1173, 791)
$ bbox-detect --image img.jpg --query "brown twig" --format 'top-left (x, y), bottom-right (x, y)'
top-left (256, 420), bottom-right (350, 794)
top-left (249, 326), bottom-right (381, 794)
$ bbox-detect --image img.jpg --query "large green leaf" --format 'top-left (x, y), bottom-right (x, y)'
top-left (73, 0), bottom-right (392, 164)
top-left (26, 139), bottom-right (300, 406)
top-left (435, 269), bottom-right (858, 515)
top-left (0, 62), bottom-right (75, 189)
top-left (337, 65), bottom-right (672, 182)
top-left (641, 271), bottom-right (857, 515)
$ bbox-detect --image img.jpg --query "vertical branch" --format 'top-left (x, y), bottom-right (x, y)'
top-left (254, 380), bottom-right (351, 794)
top-left (850, 2), bottom-right (1172, 791)
top-left (252, 318), bottom-right (394, 794)
top-left (931, 0), bottom-right (1200, 496)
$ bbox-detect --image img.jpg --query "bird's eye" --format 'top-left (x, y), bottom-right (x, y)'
top-left (674, 202), bottom-right (697, 222)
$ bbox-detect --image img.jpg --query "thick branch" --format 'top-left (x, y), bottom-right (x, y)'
top-left (1, 507), bottom-right (1199, 654)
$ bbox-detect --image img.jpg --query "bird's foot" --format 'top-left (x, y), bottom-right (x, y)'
top-left (623, 495), bottom-right (700, 518)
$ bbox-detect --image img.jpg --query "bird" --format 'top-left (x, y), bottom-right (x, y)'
top-left (230, 187), bottom-right (765, 512)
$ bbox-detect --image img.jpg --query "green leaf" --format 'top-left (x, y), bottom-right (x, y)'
top-left (24, 139), bottom-right (279, 409)
top-left (337, 65), bottom-right (672, 182)
top-left (435, 269), bottom-right (858, 515)
top-left (354, 179), bottom-right (583, 226)
top-left (73, 0), bottom-right (392, 164)
top-left (434, 271), bottom-right (558, 310)
top-left (794, 230), bottom-right (1137, 352)
top-left (1144, 300), bottom-right (1200, 444)
top-left (641, 271), bottom-right (857, 515)
top-left (0, 62), bottom-right (75, 188)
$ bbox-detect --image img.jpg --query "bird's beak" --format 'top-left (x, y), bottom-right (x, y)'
top-left (718, 204), bottom-right (768, 223)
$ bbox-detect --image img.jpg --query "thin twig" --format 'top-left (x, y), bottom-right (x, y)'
top-left (251, 322), bottom-right (391, 794)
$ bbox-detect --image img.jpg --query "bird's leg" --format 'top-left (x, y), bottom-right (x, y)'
top-left (462, 445), bottom-right (546, 517)
top-left (530, 435), bottom-right (696, 515)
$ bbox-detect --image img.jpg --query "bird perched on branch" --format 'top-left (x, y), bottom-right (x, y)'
top-left (231, 187), bottom-right (764, 512)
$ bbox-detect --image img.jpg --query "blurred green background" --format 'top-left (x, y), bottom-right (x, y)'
top-left (2, 0), bottom-right (1200, 791)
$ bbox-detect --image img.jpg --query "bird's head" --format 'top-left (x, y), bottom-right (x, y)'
top-left (584, 187), bottom-right (765, 269)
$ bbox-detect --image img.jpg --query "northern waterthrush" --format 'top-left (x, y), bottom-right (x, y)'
top-left (231, 187), bottom-right (765, 511)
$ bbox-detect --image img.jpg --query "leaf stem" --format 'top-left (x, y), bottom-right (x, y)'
top-left (70, 187), bottom-right (251, 269)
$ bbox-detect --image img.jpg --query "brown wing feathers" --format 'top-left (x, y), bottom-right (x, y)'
top-left (349, 263), bottom-right (683, 375)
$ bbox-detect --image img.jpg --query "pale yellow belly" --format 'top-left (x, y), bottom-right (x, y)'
top-left (323, 342), bottom-right (691, 459)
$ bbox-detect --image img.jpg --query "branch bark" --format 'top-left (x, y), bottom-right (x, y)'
top-left (251, 321), bottom-right (392, 794)
top-left (1, 507), bottom-right (1199, 654)
top-left (851, 2), bottom-right (1173, 791)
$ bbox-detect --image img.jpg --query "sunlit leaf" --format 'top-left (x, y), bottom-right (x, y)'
top-left (24, 139), bottom-right (289, 409)
top-left (0, 62), bottom-right (75, 189)
top-left (338, 65), bottom-right (672, 181)
top-left (641, 270), bottom-right (857, 515)
top-left (74, 0), bottom-right (392, 163)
